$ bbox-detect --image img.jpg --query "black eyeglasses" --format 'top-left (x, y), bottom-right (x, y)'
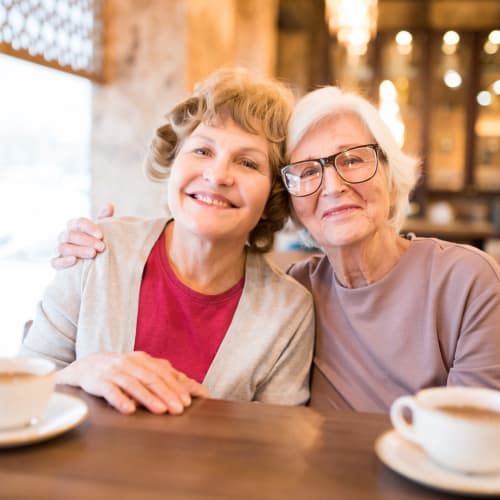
top-left (280, 144), bottom-right (380, 197)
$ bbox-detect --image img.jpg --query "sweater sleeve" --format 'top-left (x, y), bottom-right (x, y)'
top-left (19, 261), bottom-right (86, 369)
top-left (447, 266), bottom-right (500, 389)
top-left (253, 298), bottom-right (315, 406)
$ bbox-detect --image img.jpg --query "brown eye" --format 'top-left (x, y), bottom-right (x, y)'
top-left (241, 159), bottom-right (258, 170)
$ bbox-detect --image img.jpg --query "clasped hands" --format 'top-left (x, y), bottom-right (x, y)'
top-left (56, 351), bottom-right (208, 415)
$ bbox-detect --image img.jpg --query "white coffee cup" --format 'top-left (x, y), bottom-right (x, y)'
top-left (0, 356), bottom-right (55, 430)
top-left (390, 386), bottom-right (500, 475)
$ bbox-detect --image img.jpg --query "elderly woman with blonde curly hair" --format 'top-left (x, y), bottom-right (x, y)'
top-left (21, 68), bottom-right (314, 415)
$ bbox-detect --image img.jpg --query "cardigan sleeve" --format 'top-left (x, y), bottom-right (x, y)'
top-left (253, 299), bottom-right (315, 405)
top-left (20, 261), bottom-right (87, 369)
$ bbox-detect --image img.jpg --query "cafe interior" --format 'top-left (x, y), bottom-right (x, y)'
top-left (3, 0), bottom-right (500, 240)
top-left (1, 0), bottom-right (500, 331)
top-left (1, 1), bottom-right (500, 498)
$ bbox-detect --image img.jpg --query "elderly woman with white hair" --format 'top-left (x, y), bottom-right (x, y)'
top-left (50, 85), bottom-right (500, 414)
top-left (282, 86), bottom-right (500, 412)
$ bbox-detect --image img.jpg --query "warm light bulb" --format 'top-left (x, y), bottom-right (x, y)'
top-left (379, 80), bottom-right (397, 101)
top-left (488, 30), bottom-right (500, 44)
top-left (477, 90), bottom-right (492, 106)
top-left (395, 30), bottom-right (412, 46)
top-left (443, 70), bottom-right (462, 88)
top-left (484, 40), bottom-right (498, 55)
top-left (443, 31), bottom-right (460, 45)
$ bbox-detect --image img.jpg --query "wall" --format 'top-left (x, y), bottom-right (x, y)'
top-left (91, 0), bottom-right (279, 217)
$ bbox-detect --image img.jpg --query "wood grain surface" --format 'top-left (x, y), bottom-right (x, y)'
top-left (0, 387), bottom-right (453, 499)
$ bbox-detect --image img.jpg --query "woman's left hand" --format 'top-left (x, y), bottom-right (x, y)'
top-left (55, 351), bottom-right (209, 415)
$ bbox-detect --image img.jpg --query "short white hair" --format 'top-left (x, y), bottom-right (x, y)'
top-left (287, 86), bottom-right (421, 235)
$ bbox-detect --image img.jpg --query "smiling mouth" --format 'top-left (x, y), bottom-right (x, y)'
top-left (190, 193), bottom-right (236, 208)
top-left (322, 205), bottom-right (361, 218)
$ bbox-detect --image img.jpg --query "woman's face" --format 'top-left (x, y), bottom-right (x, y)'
top-left (289, 112), bottom-right (393, 250)
top-left (167, 118), bottom-right (272, 246)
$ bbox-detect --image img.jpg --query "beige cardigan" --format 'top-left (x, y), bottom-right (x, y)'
top-left (22, 217), bottom-right (315, 405)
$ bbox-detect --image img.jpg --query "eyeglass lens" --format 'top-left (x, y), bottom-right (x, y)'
top-left (283, 145), bottom-right (377, 196)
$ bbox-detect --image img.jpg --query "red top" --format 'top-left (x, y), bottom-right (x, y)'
top-left (134, 230), bottom-right (245, 383)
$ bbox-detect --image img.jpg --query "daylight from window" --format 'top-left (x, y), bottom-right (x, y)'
top-left (0, 54), bottom-right (91, 355)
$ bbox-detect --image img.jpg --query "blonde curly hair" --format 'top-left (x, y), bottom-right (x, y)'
top-left (144, 67), bottom-right (294, 253)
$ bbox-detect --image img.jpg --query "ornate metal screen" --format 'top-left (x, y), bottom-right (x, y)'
top-left (0, 0), bottom-right (103, 80)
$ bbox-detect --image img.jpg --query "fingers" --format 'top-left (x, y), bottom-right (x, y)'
top-left (99, 380), bottom-right (137, 414)
top-left (59, 236), bottom-right (103, 256)
top-left (51, 218), bottom-right (105, 271)
top-left (97, 203), bottom-right (115, 219)
top-left (120, 353), bottom-right (192, 414)
top-left (51, 210), bottom-right (111, 272)
top-left (74, 352), bottom-right (205, 416)
top-left (51, 255), bottom-right (77, 270)
top-left (174, 370), bottom-right (209, 399)
top-left (66, 217), bottom-right (104, 240)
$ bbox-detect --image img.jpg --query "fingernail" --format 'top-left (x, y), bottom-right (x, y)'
top-left (95, 241), bottom-right (105, 251)
top-left (169, 400), bottom-right (183, 413)
top-left (122, 401), bottom-right (135, 413)
top-left (153, 400), bottom-right (167, 413)
top-left (181, 394), bottom-right (191, 406)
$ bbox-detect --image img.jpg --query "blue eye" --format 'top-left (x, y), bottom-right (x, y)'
top-left (193, 148), bottom-right (210, 156)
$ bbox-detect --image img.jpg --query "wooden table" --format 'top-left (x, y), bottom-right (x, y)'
top-left (0, 389), bottom-right (453, 500)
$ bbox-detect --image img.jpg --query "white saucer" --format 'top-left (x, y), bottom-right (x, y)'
top-left (0, 392), bottom-right (88, 448)
top-left (375, 430), bottom-right (500, 497)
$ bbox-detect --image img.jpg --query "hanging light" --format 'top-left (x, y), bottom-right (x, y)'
top-left (325, 0), bottom-right (378, 57)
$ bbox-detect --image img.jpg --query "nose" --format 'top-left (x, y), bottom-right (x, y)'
top-left (320, 164), bottom-right (347, 195)
top-left (202, 156), bottom-right (234, 186)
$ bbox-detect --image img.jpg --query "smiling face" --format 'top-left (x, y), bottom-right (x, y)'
top-left (167, 118), bottom-right (272, 247)
top-left (290, 112), bottom-right (394, 250)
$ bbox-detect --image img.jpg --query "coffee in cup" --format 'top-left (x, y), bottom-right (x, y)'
top-left (0, 356), bottom-right (55, 430)
top-left (390, 386), bottom-right (500, 475)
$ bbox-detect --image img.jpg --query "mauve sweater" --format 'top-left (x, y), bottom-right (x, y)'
top-left (289, 237), bottom-right (500, 413)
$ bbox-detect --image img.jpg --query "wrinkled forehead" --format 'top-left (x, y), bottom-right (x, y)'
top-left (289, 111), bottom-right (375, 161)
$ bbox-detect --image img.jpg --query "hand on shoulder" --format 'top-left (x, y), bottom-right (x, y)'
top-left (51, 203), bottom-right (114, 270)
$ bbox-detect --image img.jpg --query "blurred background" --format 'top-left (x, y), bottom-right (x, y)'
top-left (0, 0), bottom-right (499, 353)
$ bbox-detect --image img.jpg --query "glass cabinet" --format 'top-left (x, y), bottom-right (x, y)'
top-left (331, 28), bottom-right (500, 201)
top-left (427, 31), bottom-right (473, 191)
top-left (475, 31), bottom-right (500, 191)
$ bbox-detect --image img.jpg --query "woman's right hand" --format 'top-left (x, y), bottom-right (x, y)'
top-left (52, 204), bottom-right (114, 270)
top-left (56, 351), bottom-right (209, 415)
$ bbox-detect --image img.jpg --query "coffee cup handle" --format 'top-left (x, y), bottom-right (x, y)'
top-left (390, 395), bottom-right (419, 444)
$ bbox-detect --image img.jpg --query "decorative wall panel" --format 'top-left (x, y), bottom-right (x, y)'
top-left (0, 0), bottom-right (102, 79)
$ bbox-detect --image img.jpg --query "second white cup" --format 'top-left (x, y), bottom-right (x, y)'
top-left (390, 386), bottom-right (500, 475)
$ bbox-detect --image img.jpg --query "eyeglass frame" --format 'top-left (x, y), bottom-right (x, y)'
top-left (280, 143), bottom-right (381, 197)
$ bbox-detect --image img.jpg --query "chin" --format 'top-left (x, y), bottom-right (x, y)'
top-left (320, 229), bottom-right (369, 249)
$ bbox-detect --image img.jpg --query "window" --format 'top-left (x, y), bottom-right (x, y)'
top-left (0, 54), bottom-right (91, 355)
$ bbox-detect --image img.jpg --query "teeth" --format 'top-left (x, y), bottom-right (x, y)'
top-left (194, 194), bottom-right (231, 207)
